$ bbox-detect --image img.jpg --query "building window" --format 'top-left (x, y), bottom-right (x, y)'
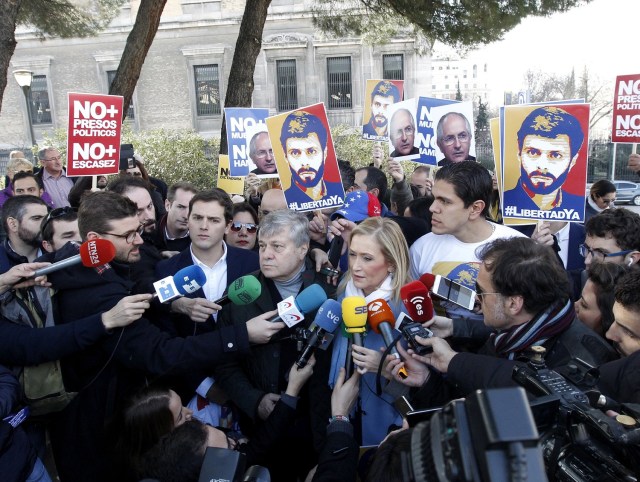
top-left (107, 71), bottom-right (135, 120)
top-left (327, 56), bottom-right (352, 109)
top-left (276, 59), bottom-right (298, 112)
top-left (382, 54), bottom-right (404, 80)
top-left (28, 75), bottom-right (51, 125)
top-left (473, 64), bottom-right (477, 78)
top-left (194, 64), bottom-right (221, 116)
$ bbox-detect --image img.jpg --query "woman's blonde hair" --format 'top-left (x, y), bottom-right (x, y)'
top-left (338, 217), bottom-right (411, 301)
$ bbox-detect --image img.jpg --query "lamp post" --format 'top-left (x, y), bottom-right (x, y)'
top-left (13, 69), bottom-right (37, 148)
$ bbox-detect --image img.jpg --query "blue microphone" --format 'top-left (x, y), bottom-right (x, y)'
top-left (296, 299), bottom-right (342, 369)
top-left (154, 265), bottom-right (207, 303)
top-left (268, 284), bottom-right (328, 326)
top-left (174, 265), bottom-right (207, 295)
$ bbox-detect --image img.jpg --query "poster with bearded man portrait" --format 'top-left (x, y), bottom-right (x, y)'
top-left (502, 103), bottom-right (590, 222)
top-left (266, 103), bottom-right (345, 212)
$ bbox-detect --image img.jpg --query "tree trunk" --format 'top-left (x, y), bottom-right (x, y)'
top-left (110, 0), bottom-right (167, 121)
top-left (219, 0), bottom-right (272, 154)
top-left (0, 0), bottom-right (21, 115)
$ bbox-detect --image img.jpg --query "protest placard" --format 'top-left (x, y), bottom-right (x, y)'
top-left (224, 108), bottom-right (270, 176)
top-left (361, 79), bottom-right (404, 141)
top-left (612, 74), bottom-right (640, 144)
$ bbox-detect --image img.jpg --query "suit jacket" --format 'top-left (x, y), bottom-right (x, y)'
top-left (155, 243), bottom-right (259, 337)
top-left (214, 259), bottom-right (336, 453)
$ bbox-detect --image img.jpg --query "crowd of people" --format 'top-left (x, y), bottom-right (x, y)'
top-left (0, 141), bottom-right (639, 482)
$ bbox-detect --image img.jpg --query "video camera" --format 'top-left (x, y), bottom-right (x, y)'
top-left (512, 346), bottom-right (640, 481)
top-left (402, 387), bottom-right (547, 482)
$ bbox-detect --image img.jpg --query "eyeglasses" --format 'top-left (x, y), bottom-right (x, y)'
top-left (229, 222), bottom-right (258, 233)
top-left (255, 149), bottom-right (273, 159)
top-left (41, 207), bottom-right (76, 234)
top-left (43, 156), bottom-right (61, 162)
top-left (579, 244), bottom-right (632, 261)
top-left (475, 284), bottom-right (500, 303)
top-left (393, 126), bottom-right (415, 137)
top-left (100, 224), bottom-right (145, 244)
top-left (441, 132), bottom-right (470, 146)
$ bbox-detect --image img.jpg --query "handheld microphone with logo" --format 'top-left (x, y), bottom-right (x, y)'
top-left (153, 265), bottom-right (207, 303)
top-left (342, 296), bottom-right (368, 378)
top-left (268, 284), bottom-right (327, 328)
top-left (34, 239), bottom-right (116, 277)
top-left (296, 299), bottom-right (342, 369)
top-left (367, 299), bottom-right (407, 379)
top-left (418, 273), bottom-right (436, 292)
top-left (213, 275), bottom-right (261, 306)
top-left (400, 281), bottom-right (433, 323)
top-left (342, 296), bottom-right (368, 347)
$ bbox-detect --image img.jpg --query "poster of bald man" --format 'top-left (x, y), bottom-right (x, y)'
top-left (265, 103), bottom-right (345, 212)
top-left (429, 102), bottom-right (476, 167)
top-left (224, 107), bottom-right (269, 176)
top-left (387, 98), bottom-right (420, 161)
top-left (245, 123), bottom-right (279, 179)
top-left (362, 79), bottom-right (404, 141)
top-left (502, 103), bottom-right (590, 222)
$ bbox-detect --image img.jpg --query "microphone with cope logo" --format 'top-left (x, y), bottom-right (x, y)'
top-left (268, 284), bottom-right (327, 328)
top-left (367, 298), bottom-right (408, 379)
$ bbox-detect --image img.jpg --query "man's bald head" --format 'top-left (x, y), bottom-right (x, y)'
top-left (259, 189), bottom-right (287, 221)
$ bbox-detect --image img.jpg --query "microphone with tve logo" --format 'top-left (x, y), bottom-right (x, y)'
top-left (34, 238), bottom-right (116, 277)
top-left (296, 299), bottom-right (342, 369)
top-left (268, 284), bottom-right (327, 328)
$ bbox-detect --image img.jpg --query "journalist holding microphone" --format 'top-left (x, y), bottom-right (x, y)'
top-left (329, 217), bottom-right (411, 446)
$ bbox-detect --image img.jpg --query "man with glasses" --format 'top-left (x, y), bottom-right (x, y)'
top-left (436, 112), bottom-right (475, 167)
top-left (44, 190), bottom-right (283, 481)
top-left (583, 208), bottom-right (640, 270)
top-left (156, 189), bottom-right (259, 337)
top-left (35, 147), bottom-right (76, 208)
top-left (389, 108), bottom-right (419, 158)
top-left (389, 237), bottom-right (616, 408)
top-left (249, 131), bottom-right (277, 175)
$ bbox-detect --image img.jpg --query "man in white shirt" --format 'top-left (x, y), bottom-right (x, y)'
top-left (410, 162), bottom-right (525, 320)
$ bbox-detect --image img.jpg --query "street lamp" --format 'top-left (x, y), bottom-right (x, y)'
top-left (13, 69), bottom-right (36, 147)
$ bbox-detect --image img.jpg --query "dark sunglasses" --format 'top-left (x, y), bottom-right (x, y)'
top-left (41, 206), bottom-right (77, 233)
top-left (229, 222), bottom-right (257, 233)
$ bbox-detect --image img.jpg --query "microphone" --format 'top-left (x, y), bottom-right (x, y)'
top-left (296, 299), bottom-right (342, 369)
top-left (418, 273), bottom-right (436, 292)
top-left (367, 298), bottom-right (407, 379)
top-left (34, 239), bottom-right (116, 276)
top-left (342, 296), bottom-right (368, 347)
top-left (400, 281), bottom-right (433, 323)
top-left (213, 275), bottom-right (261, 306)
top-left (153, 265), bottom-right (207, 303)
top-left (268, 284), bottom-right (327, 328)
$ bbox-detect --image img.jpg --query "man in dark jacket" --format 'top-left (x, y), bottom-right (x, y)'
top-left (388, 237), bottom-right (617, 408)
top-left (45, 191), bottom-right (284, 482)
top-left (214, 210), bottom-right (336, 481)
top-left (156, 189), bottom-right (259, 337)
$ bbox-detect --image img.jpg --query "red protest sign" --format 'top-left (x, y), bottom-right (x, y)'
top-left (612, 74), bottom-right (640, 144)
top-left (66, 93), bottom-right (123, 176)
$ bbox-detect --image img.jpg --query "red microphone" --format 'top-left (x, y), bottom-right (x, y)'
top-left (367, 299), bottom-right (407, 379)
top-left (34, 239), bottom-right (116, 276)
top-left (418, 273), bottom-right (436, 292)
top-left (400, 281), bottom-right (433, 323)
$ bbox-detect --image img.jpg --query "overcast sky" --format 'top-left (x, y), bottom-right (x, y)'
top-left (436, 0), bottom-right (640, 106)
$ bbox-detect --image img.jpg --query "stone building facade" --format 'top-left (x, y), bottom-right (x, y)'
top-left (0, 0), bottom-right (433, 148)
